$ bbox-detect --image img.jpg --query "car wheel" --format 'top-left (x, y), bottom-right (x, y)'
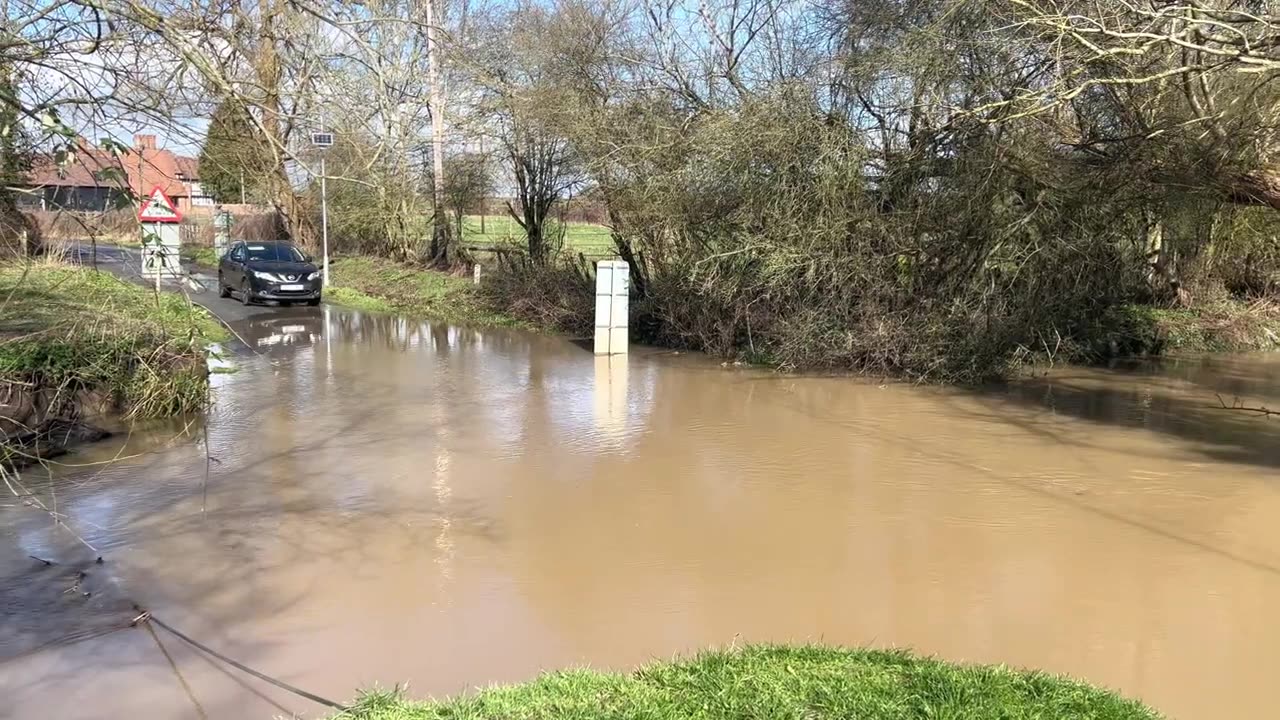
top-left (240, 279), bottom-right (253, 306)
top-left (218, 272), bottom-right (231, 298)
top-left (306, 297), bottom-right (321, 307)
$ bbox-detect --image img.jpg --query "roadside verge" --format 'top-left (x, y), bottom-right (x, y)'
top-left (324, 256), bottom-right (523, 328)
top-left (0, 262), bottom-right (226, 467)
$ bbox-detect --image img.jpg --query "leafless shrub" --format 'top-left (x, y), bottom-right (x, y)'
top-left (31, 210), bottom-right (136, 243)
top-left (480, 254), bottom-right (594, 334)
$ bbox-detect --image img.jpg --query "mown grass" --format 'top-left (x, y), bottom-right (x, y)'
top-left (0, 262), bottom-right (226, 418)
top-left (333, 645), bottom-right (1161, 720)
top-left (326, 256), bottom-right (523, 328)
top-left (461, 215), bottom-right (613, 256)
top-left (325, 285), bottom-right (395, 314)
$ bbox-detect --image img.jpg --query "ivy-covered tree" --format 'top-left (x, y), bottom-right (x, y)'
top-left (197, 98), bottom-right (275, 204)
top-left (0, 60), bottom-right (39, 253)
top-left (0, 61), bottom-right (34, 197)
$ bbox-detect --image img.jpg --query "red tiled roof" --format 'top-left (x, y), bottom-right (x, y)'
top-left (127, 146), bottom-right (188, 198)
top-left (23, 144), bottom-right (126, 190)
top-left (21, 139), bottom-right (198, 199)
top-left (175, 156), bottom-right (199, 181)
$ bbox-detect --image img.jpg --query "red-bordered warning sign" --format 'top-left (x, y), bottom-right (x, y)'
top-left (138, 186), bottom-right (183, 223)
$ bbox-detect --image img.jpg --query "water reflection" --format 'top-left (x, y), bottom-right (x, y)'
top-left (592, 355), bottom-right (629, 450)
top-left (2, 307), bottom-right (1279, 720)
top-left (242, 308), bottom-right (324, 354)
top-left (978, 363), bottom-right (1280, 469)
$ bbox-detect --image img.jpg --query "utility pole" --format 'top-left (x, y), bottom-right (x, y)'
top-left (239, 169), bottom-right (246, 204)
top-left (311, 132), bottom-right (334, 285)
top-left (426, 0), bottom-right (448, 263)
top-left (320, 156), bottom-right (329, 285)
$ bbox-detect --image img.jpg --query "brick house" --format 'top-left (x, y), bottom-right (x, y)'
top-left (17, 134), bottom-right (212, 212)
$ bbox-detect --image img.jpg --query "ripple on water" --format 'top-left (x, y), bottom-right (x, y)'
top-left (4, 312), bottom-right (1280, 720)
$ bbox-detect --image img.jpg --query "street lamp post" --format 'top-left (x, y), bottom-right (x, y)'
top-left (311, 131), bottom-right (334, 286)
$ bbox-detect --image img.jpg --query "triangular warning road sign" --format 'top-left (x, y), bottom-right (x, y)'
top-left (138, 186), bottom-right (182, 223)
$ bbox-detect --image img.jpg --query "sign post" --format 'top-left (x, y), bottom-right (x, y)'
top-left (138, 186), bottom-right (183, 284)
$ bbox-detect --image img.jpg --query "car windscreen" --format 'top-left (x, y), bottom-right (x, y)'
top-left (245, 244), bottom-right (304, 262)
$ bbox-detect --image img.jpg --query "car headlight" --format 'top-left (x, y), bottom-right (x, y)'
top-left (252, 271), bottom-right (276, 281)
top-left (307, 271), bottom-right (321, 281)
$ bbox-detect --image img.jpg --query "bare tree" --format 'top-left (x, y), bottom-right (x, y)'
top-left (465, 2), bottom-right (584, 263)
top-left (983, 0), bottom-right (1280, 209)
top-left (441, 151), bottom-right (491, 242)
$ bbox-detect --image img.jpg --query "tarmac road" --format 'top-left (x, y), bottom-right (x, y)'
top-left (68, 241), bottom-right (315, 325)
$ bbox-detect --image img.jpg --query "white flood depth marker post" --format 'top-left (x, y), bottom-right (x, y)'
top-left (594, 260), bottom-right (629, 355)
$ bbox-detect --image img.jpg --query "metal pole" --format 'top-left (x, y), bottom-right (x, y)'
top-left (320, 155), bottom-right (329, 286)
top-left (240, 170), bottom-right (245, 204)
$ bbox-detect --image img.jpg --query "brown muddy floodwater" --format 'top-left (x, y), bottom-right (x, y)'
top-left (3, 305), bottom-right (1280, 720)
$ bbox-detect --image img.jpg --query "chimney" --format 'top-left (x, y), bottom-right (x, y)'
top-left (134, 134), bottom-right (157, 151)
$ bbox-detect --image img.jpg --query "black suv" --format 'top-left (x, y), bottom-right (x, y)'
top-left (218, 241), bottom-right (323, 306)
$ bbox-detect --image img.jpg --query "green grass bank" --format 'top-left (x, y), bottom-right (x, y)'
top-left (0, 263), bottom-right (225, 422)
top-left (332, 645), bottom-right (1161, 720)
top-left (325, 256), bottom-right (522, 328)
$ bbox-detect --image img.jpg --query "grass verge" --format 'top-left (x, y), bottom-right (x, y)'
top-left (180, 245), bottom-right (220, 269)
top-left (0, 262), bottom-right (227, 419)
top-left (333, 645), bottom-right (1161, 720)
top-left (326, 256), bottom-right (522, 328)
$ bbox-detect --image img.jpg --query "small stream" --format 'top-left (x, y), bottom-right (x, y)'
top-left (3, 304), bottom-right (1279, 719)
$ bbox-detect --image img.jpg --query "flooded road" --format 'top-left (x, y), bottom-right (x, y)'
top-left (3, 305), bottom-right (1280, 719)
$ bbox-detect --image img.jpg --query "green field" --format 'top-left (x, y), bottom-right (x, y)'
top-left (175, 216), bottom-right (615, 264)
top-left (332, 644), bottom-right (1162, 720)
top-left (460, 215), bottom-right (614, 256)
